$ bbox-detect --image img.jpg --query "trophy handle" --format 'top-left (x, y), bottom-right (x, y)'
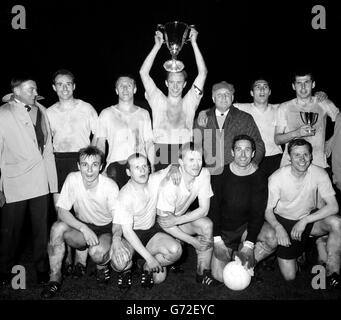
top-left (157, 24), bottom-right (167, 44)
top-left (311, 113), bottom-right (319, 126)
top-left (185, 24), bottom-right (196, 43)
top-left (157, 24), bottom-right (165, 31)
top-left (300, 112), bottom-right (306, 125)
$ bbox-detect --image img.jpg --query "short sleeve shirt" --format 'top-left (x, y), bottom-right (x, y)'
top-left (276, 97), bottom-right (339, 168)
top-left (97, 106), bottom-right (153, 164)
top-left (156, 167), bottom-right (213, 215)
top-left (57, 172), bottom-right (119, 226)
top-left (47, 99), bottom-right (98, 152)
top-left (114, 169), bottom-right (169, 230)
top-left (267, 165), bottom-right (335, 220)
top-left (235, 103), bottom-right (282, 156)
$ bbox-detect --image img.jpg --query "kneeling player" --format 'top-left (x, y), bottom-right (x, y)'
top-left (114, 154), bottom-right (182, 288)
top-left (266, 139), bottom-right (341, 288)
top-left (41, 146), bottom-right (131, 298)
top-left (156, 142), bottom-right (219, 285)
top-left (209, 135), bottom-right (277, 283)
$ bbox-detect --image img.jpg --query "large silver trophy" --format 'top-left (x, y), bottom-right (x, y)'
top-left (300, 112), bottom-right (319, 134)
top-left (157, 21), bottom-right (194, 72)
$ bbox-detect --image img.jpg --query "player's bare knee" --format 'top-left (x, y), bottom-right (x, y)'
top-left (198, 217), bottom-right (213, 237)
top-left (50, 221), bottom-right (68, 244)
top-left (167, 241), bottom-right (183, 261)
top-left (264, 228), bottom-right (278, 249)
top-left (327, 215), bottom-right (341, 235)
top-left (170, 240), bottom-right (183, 256)
top-left (89, 245), bottom-right (107, 264)
top-left (64, 232), bottom-right (82, 248)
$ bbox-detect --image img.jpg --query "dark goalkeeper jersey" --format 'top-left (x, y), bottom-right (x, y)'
top-left (210, 165), bottom-right (268, 243)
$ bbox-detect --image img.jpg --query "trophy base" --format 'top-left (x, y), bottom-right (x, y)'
top-left (163, 59), bottom-right (185, 73)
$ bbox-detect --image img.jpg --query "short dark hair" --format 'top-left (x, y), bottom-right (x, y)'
top-left (11, 76), bottom-right (35, 91)
top-left (78, 145), bottom-right (105, 165)
top-left (115, 73), bottom-right (136, 88)
top-left (52, 69), bottom-right (75, 84)
top-left (292, 70), bottom-right (314, 84)
top-left (251, 78), bottom-right (270, 91)
top-left (288, 138), bottom-right (313, 155)
top-left (179, 142), bottom-right (203, 160)
top-left (232, 134), bottom-right (256, 152)
top-left (126, 153), bottom-right (148, 170)
top-left (166, 70), bottom-right (188, 82)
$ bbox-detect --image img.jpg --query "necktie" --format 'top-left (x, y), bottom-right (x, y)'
top-left (24, 105), bottom-right (31, 112)
top-left (221, 113), bottom-right (224, 117)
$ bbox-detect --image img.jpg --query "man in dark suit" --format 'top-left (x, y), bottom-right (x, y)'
top-left (194, 81), bottom-right (265, 175)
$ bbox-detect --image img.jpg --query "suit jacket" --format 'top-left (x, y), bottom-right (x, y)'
top-left (0, 98), bottom-right (57, 202)
top-left (194, 105), bottom-right (265, 175)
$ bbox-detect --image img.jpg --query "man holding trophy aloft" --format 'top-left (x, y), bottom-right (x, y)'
top-left (139, 22), bottom-right (207, 172)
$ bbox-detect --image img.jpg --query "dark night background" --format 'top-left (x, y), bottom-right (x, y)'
top-left (1, 0), bottom-right (341, 306)
top-left (0, 0), bottom-right (340, 116)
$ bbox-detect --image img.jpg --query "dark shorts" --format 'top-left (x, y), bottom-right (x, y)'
top-left (106, 161), bottom-right (129, 189)
top-left (134, 223), bottom-right (164, 247)
top-left (55, 152), bottom-right (79, 192)
top-left (154, 143), bottom-right (182, 172)
top-left (83, 222), bottom-right (112, 237)
top-left (221, 223), bottom-right (248, 251)
top-left (275, 214), bottom-right (314, 259)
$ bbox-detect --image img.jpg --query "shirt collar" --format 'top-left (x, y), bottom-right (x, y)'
top-left (14, 98), bottom-right (25, 107)
top-left (215, 108), bottom-right (229, 117)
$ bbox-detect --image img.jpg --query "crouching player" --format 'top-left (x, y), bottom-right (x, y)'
top-left (209, 135), bottom-right (277, 283)
top-left (114, 153), bottom-right (182, 289)
top-left (156, 142), bottom-right (219, 285)
top-left (41, 146), bottom-right (132, 298)
top-left (266, 139), bottom-right (341, 288)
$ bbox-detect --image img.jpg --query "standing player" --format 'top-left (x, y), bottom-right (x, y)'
top-left (233, 80), bottom-right (282, 177)
top-left (94, 75), bottom-right (154, 188)
top-left (140, 27), bottom-right (207, 171)
top-left (47, 69), bottom-right (99, 278)
top-left (275, 71), bottom-right (339, 170)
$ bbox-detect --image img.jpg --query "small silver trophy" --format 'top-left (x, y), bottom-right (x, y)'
top-left (300, 112), bottom-right (319, 134)
top-left (157, 21), bottom-right (195, 72)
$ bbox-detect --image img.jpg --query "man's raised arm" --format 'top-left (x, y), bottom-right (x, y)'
top-left (139, 30), bottom-right (163, 95)
top-left (190, 28), bottom-right (208, 94)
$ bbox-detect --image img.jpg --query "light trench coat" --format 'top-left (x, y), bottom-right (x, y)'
top-left (0, 95), bottom-right (57, 203)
